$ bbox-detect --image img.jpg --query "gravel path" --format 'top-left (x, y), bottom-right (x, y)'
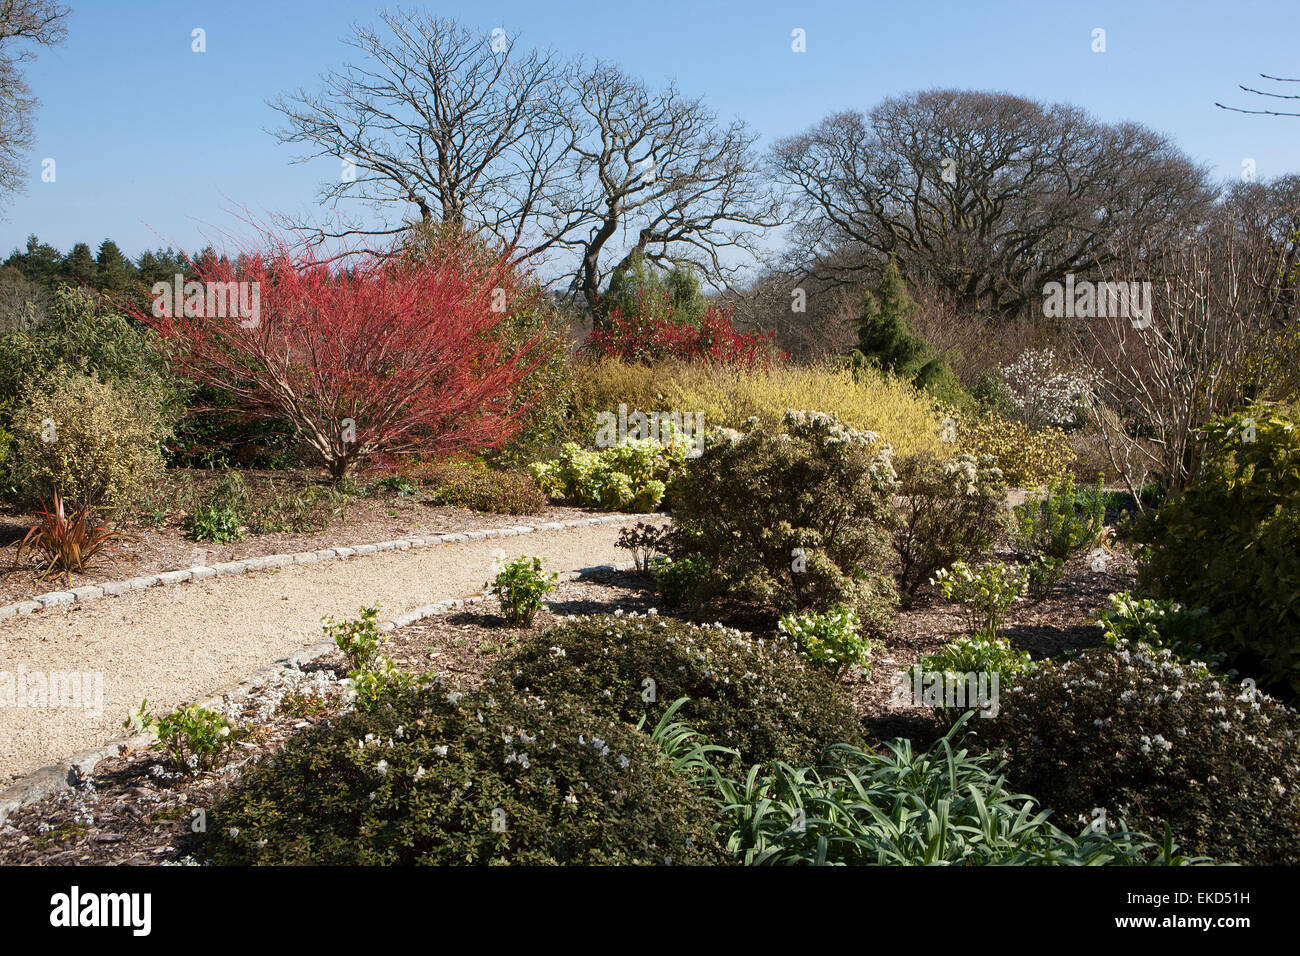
top-left (0, 518), bottom-right (659, 788)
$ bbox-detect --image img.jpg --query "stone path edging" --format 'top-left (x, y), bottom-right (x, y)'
top-left (0, 554), bottom-right (641, 826)
top-left (0, 513), bottom-right (649, 622)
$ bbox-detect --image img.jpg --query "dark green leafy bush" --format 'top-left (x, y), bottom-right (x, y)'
top-left (187, 470), bottom-right (250, 543)
top-left (1133, 403), bottom-right (1300, 703)
top-left (500, 613), bottom-right (864, 769)
top-left (892, 452), bottom-right (1006, 605)
top-left (652, 553), bottom-right (712, 607)
top-left (1096, 592), bottom-right (1220, 672)
top-left (200, 680), bottom-right (726, 865)
top-left (979, 642), bottom-right (1300, 864)
top-left (667, 410), bottom-right (899, 627)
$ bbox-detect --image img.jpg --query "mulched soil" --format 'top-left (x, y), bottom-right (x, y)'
top-left (0, 550), bottom-right (1134, 865)
top-left (0, 467), bottom-right (605, 606)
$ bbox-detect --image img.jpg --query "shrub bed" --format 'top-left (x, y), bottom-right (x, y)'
top-left (500, 613), bottom-right (864, 769)
top-left (200, 680), bottom-right (726, 865)
top-left (979, 642), bottom-right (1300, 864)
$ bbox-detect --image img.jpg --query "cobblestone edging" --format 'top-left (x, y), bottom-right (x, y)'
top-left (0, 513), bottom-right (654, 623)
top-left (0, 514), bottom-right (660, 826)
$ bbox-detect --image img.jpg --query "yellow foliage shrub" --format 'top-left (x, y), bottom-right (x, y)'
top-left (569, 359), bottom-right (947, 459)
top-left (952, 412), bottom-right (1076, 488)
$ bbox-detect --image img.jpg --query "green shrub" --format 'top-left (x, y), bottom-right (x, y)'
top-left (979, 642), bottom-right (1300, 865)
top-left (500, 613), bottom-right (863, 769)
top-left (952, 412), bottom-right (1075, 487)
top-left (652, 554), bottom-right (712, 607)
top-left (1022, 554), bottom-right (1066, 601)
top-left (125, 699), bottom-right (239, 774)
top-left (0, 285), bottom-right (180, 417)
top-left (199, 681), bottom-right (726, 865)
top-left (187, 470), bottom-right (251, 543)
top-left (487, 555), bottom-right (557, 626)
top-left (323, 606), bottom-right (384, 672)
top-left (530, 437), bottom-right (686, 512)
top-left (667, 410), bottom-right (899, 628)
top-left (710, 722), bottom-right (1200, 865)
top-left (422, 459), bottom-right (546, 515)
top-left (8, 369), bottom-right (168, 513)
top-left (1132, 403), bottom-right (1300, 703)
top-left (1012, 474), bottom-right (1105, 562)
top-left (1096, 592), bottom-right (1219, 672)
top-left (892, 452), bottom-right (1007, 605)
top-left (931, 561), bottom-right (1027, 641)
top-left (777, 607), bottom-right (868, 678)
top-left (907, 634), bottom-right (1037, 723)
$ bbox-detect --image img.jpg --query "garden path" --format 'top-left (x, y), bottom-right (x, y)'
top-left (0, 517), bottom-right (656, 787)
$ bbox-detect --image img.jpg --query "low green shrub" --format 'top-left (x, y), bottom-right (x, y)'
top-left (892, 452), bottom-right (1007, 605)
top-left (931, 561), bottom-right (1027, 641)
top-left (776, 607), bottom-right (868, 678)
top-left (710, 722), bottom-right (1200, 865)
top-left (500, 613), bottom-right (863, 769)
top-left (187, 470), bottom-right (251, 543)
top-left (906, 634), bottom-right (1037, 724)
top-left (979, 642), bottom-right (1300, 865)
top-left (530, 437), bottom-right (686, 512)
top-left (1132, 403), bottom-right (1300, 703)
top-left (652, 554), bottom-right (712, 608)
top-left (125, 699), bottom-right (239, 774)
top-left (199, 681), bottom-right (726, 865)
top-left (487, 555), bottom-right (557, 626)
top-left (666, 411), bottom-right (899, 628)
top-left (1012, 474), bottom-right (1105, 562)
top-left (1096, 592), bottom-right (1219, 672)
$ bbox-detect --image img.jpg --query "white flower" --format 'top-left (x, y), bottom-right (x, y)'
top-left (376, 760), bottom-right (389, 774)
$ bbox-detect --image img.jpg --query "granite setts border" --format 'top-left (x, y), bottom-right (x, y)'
top-left (0, 514), bottom-right (659, 826)
top-left (0, 513), bottom-right (653, 623)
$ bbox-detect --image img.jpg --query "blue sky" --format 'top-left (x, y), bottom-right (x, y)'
top-left (5, 0), bottom-right (1298, 261)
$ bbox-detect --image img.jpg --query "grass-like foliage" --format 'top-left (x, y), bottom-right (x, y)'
top-left (709, 719), bottom-right (1203, 865)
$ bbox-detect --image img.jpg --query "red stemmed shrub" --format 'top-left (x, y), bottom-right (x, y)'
top-left (129, 232), bottom-right (553, 479)
top-left (584, 304), bottom-right (782, 370)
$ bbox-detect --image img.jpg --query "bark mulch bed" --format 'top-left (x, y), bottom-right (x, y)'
top-left (0, 467), bottom-right (607, 606)
top-left (0, 552), bottom-right (1131, 865)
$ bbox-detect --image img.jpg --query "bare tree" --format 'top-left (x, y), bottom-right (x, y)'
top-left (1077, 222), bottom-right (1290, 504)
top-left (772, 90), bottom-right (1215, 318)
top-left (1217, 73), bottom-right (1300, 118)
top-left (553, 61), bottom-right (781, 314)
top-left (268, 10), bottom-right (579, 258)
top-left (0, 0), bottom-right (69, 209)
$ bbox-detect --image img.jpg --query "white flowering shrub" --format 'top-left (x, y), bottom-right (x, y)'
top-left (777, 606), bottom-right (868, 678)
top-left (201, 680), bottom-right (726, 865)
top-left (503, 612), bottom-right (863, 769)
top-left (125, 699), bottom-right (239, 773)
top-left (981, 641), bottom-right (1300, 864)
top-left (931, 561), bottom-right (1028, 641)
top-left (667, 410), bottom-right (899, 627)
top-left (999, 347), bottom-right (1094, 428)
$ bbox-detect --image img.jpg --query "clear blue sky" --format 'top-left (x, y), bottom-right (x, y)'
top-left (5, 0), bottom-right (1298, 260)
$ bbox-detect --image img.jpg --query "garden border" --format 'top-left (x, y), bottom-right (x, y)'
top-left (0, 512), bottom-right (661, 826)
